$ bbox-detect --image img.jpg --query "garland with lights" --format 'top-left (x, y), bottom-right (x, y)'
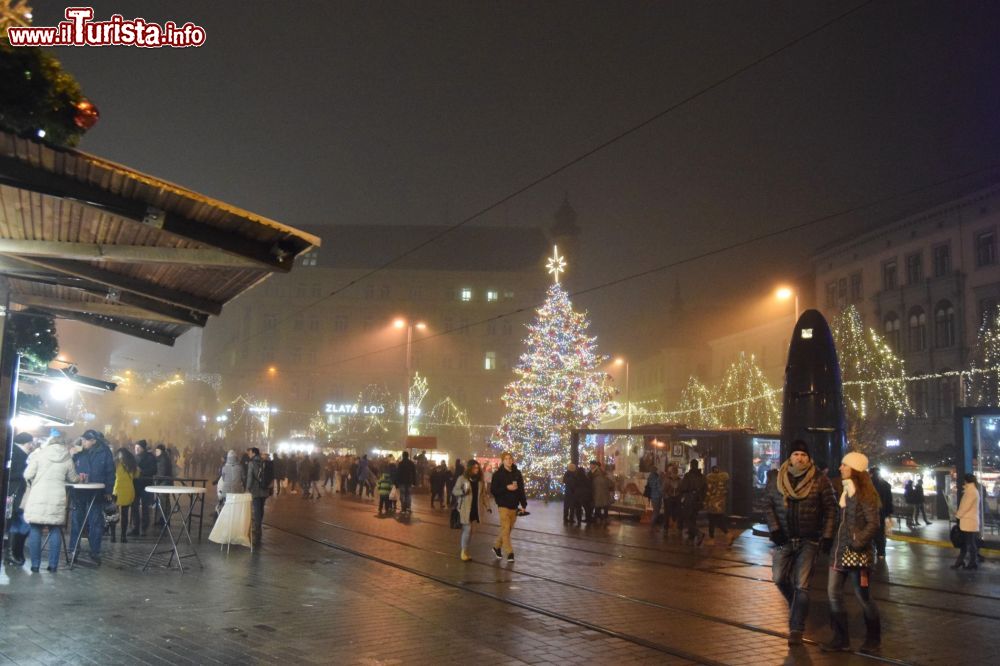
top-left (675, 376), bottom-right (722, 429)
top-left (1, 1), bottom-right (99, 146)
top-left (968, 307), bottom-right (1000, 406)
top-left (491, 281), bottom-right (616, 497)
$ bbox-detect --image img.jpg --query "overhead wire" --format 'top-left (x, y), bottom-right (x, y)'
top-left (199, 0), bottom-right (877, 368)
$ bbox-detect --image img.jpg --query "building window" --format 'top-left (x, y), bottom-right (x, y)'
top-left (882, 259), bottom-right (898, 290)
top-left (905, 252), bottom-right (923, 285)
top-left (850, 272), bottom-right (862, 302)
top-left (308, 319), bottom-right (320, 332)
top-left (301, 251), bottom-right (318, 267)
top-left (883, 312), bottom-right (900, 351)
top-left (408, 286), bottom-right (422, 300)
top-left (486, 290), bottom-right (498, 303)
top-left (486, 321), bottom-right (497, 336)
top-left (976, 229), bottom-right (996, 267)
top-left (333, 315), bottom-right (348, 333)
top-left (311, 283), bottom-right (322, 297)
top-left (293, 317), bottom-right (303, 331)
top-left (938, 374), bottom-right (956, 418)
top-left (502, 321), bottom-right (513, 335)
top-left (459, 318), bottom-right (470, 335)
top-left (910, 375), bottom-right (928, 417)
top-left (363, 316), bottom-right (374, 331)
top-left (460, 287), bottom-right (472, 302)
top-left (503, 290), bottom-right (515, 301)
top-left (934, 300), bottom-right (955, 348)
top-left (932, 243), bottom-right (951, 277)
top-left (825, 281), bottom-right (837, 309)
top-left (379, 285), bottom-right (390, 299)
top-left (364, 284), bottom-right (375, 299)
top-left (908, 306), bottom-right (927, 352)
top-left (979, 297), bottom-right (998, 327)
top-left (837, 278), bottom-right (848, 306)
top-left (484, 351), bottom-right (496, 370)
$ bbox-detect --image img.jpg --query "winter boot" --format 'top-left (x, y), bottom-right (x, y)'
top-left (820, 612), bottom-right (851, 652)
top-left (9, 533), bottom-right (27, 565)
top-left (859, 616), bottom-right (881, 654)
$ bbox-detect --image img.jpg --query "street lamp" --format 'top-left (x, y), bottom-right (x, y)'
top-left (615, 357), bottom-right (631, 429)
top-left (775, 286), bottom-right (799, 321)
top-left (395, 318), bottom-right (427, 444)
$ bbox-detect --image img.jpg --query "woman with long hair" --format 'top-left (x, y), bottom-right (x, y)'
top-left (112, 447), bottom-right (139, 543)
top-left (452, 459), bottom-right (492, 561)
top-left (823, 452), bottom-right (882, 654)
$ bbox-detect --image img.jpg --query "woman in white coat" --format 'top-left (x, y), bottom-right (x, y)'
top-left (452, 459), bottom-right (493, 561)
top-left (951, 473), bottom-right (981, 570)
top-left (23, 436), bottom-right (79, 572)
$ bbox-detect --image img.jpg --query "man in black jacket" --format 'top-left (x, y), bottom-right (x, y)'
top-left (489, 452), bottom-right (527, 562)
top-left (394, 451), bottom-right (417, 513)
top-left (870, 466), bottom-right (893, 558)
top-left (130, 440), bottom-right (158, 536)
top-left (4, 432), bottom-right (37, 565)
top-left (429, 462), bottom-right (449, 508)
top-left (763, 440), bottom-right (838, 646)
top-left (678, 459), bottom-right (707, 545)
top-left (562, 463), bottom-right (578, 523)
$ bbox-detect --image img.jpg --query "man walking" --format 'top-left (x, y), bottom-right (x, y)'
top-left (430, 461), bottom-right (449, 508)
top-left (763, 440), bottom-right (837, 646)
top-left (395, 451), bottom-right (417, 513)
top-left (870, 466), bottom-right (893, 559)
top-left (490, 452), bottom-right (527, 563)
top-left (246, 447), bottom-right (273, 548)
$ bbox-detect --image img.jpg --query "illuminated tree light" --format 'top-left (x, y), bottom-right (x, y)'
top-left (492, 283), bottom-right (616, 497)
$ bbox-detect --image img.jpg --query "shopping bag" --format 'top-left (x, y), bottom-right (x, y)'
top-left (389, 486), bottom-right (400, 502)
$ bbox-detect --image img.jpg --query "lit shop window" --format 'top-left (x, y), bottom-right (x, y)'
top-left (460, 287), bottom-right (473, 302)
top-left (484, 351), bottom-right (496, 370)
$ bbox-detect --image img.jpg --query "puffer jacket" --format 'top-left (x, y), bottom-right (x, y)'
top-left (832, 485), bottom-right (880, 568)
top-left (763, 469), bottom-right (837, 540)
top-left (23, 442), bottom-right (80, 524)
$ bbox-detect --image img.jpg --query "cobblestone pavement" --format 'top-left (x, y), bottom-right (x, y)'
top-left (1, 486), bottom-right (996, 665)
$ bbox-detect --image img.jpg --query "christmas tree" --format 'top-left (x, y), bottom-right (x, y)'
top-left (492, 248), bottom-right (615, 496)
top-left (830, 305), bottom-right (909, 456)
top-left (716, 352), bottom-right (781, 432)
top-left (968, 306), bottom-right (1000, 406)
top-left (676, 376), bottom-right (722, 429)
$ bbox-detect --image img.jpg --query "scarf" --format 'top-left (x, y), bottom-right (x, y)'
top-left (839, 478), bottom-right (856, 508)
top-left (776, 459), bottom-right (816, 503)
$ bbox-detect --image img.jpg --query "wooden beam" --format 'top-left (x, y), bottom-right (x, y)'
top-left (0, 154), bottom-right (307, 272)
top-left (0, 239), bottom-right (276, 270)
top-left (24, 308), bottom-right (178, 346)
top-left (13, 256), bottom-right (223, 315)
top-left (11, 294), bottom-right (205, 327)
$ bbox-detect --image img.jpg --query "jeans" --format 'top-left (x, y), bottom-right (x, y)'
top-left (461, 522), bottom-right (475, 551)
top-left (649, 497), bottom-right (663, 527)
top-left (70, 491), bottom-right (106, 557)
top-left (708, 513), bottom-right (729, 537)
top-left (431, 486), bottom-right (444, 508)
top-left (131, 479), bottom-right (153, 533)
top-left (398, 484), bottom-right (412, 511)
top-left (28, 525), bottom-right (62, 570)
top-left (251, 497), bottom-right (266, 546)
top-left (664, 496), bottom-right (681, 532)
top-left (378, 496), bottom-right (391, 513)
top-left (772, 539), bottom-right (818, 631)
top-left (828, 567), bottom-right (880, 623)
top-left (494, 507), bottom-right (518, 555)
top-left (956, 530), bottom-right (980, 567)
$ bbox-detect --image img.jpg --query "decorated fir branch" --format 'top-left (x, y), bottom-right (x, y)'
top-left (1, 0), bottom-right (99, 146)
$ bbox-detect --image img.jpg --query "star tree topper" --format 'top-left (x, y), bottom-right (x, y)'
top-left (546, 245), bottom-right (567, 284)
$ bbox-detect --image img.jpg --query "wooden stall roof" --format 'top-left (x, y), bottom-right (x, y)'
top-left (0, 131), bottom-right (321, 345)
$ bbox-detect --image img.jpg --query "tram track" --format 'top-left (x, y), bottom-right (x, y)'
top-left (264, 508), bottom-right (916, 666)
top-left (321, 497), bottom-right (1000, 621)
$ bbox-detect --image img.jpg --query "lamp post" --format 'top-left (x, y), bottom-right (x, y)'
top-left (776, 286), bottom-right (799, 321)
top-left (395, 318), bottom-right (426, 445)
top-left (615, 357), bottom-right (631, 429)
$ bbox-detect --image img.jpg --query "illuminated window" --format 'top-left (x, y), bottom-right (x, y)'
top-left (460, 287), bottom-right (473, 302)
top-left (301, 251), bottom-right (318, 267)
top-left (487, 290), bottom-right (498, 302)
top-left (484, 351), bottom-right (496, 370)
top-left (503, 290), bottom-right (514, 300)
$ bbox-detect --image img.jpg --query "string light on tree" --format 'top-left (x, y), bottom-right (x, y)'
top-left (492, 249), bottom-right (615, 497)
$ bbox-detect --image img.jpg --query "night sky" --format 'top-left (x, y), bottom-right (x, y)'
top-left (36, 0), bottom-right (1000, 364)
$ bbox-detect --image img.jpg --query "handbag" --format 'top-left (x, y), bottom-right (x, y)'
top-left (950, 522), bottom-right (962, 548)
top-left (103, 503), bottom-right (121, 527)
top-left (840, 544), bottom-right (874, 568)
top-left (450, 508), bottom-right (462, 529)
top-left (389, 486), bottom-right (400, 502)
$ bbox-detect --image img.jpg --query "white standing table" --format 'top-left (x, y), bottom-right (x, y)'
top-left (142, 486), bottom-right (205, 572)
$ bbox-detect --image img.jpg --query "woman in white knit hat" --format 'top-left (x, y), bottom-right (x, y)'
top-left (822, 451), bottom-right (882, 655)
